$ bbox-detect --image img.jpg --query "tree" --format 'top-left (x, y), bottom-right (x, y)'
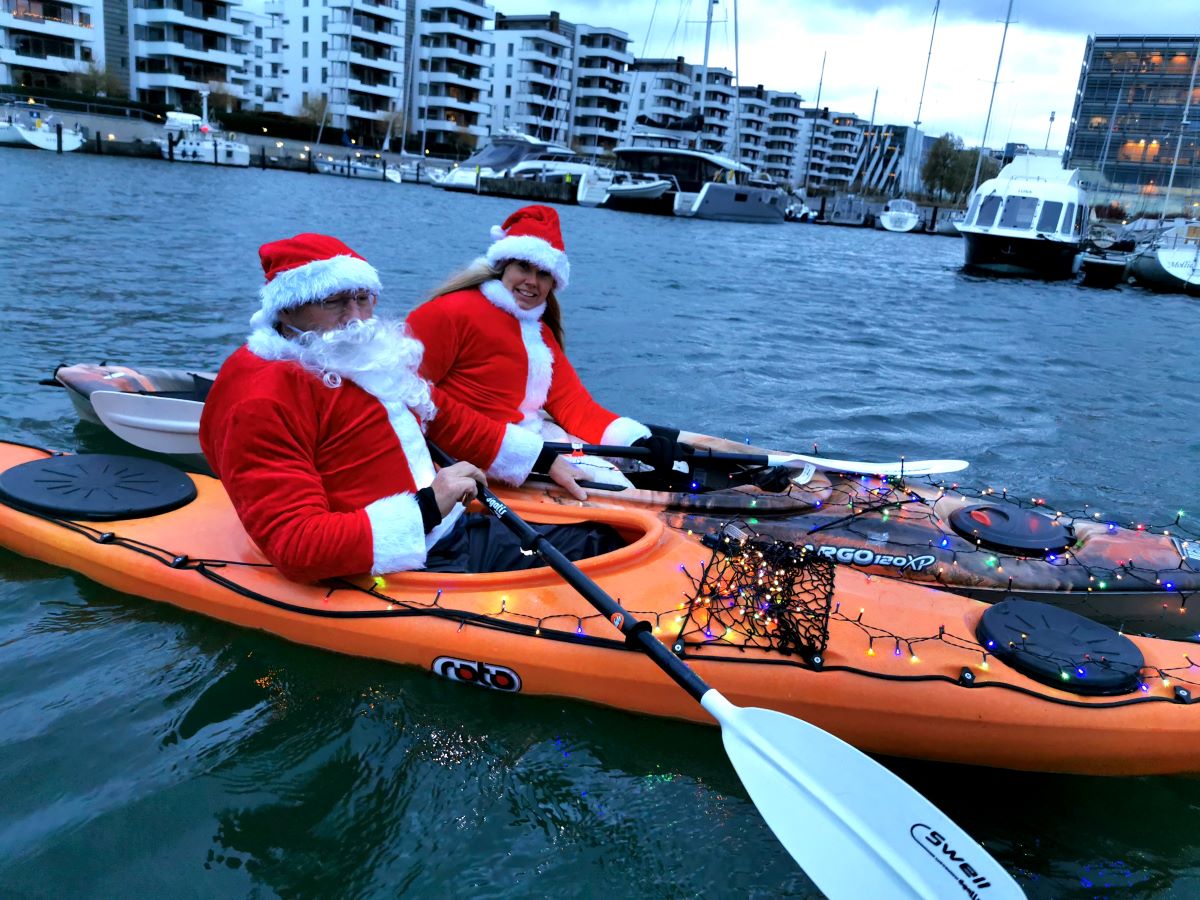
top-left (921, 133), bottom-right (962, 197)
top-left (205, 81), bottom-right (240, 115)
top-left (69, 61), bottom-right (127, 98)
top-left (946, 149), bottom-right (1000, 203)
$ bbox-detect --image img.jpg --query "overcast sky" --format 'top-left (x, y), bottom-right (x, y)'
top-left (495, 0), bottom-right (1199, 150)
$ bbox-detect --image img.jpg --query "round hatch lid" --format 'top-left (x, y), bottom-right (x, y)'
top-left (0, 454), bottom-right (196, 521)
top-left (976, 597), bottom-right (1144, 696)
top-left (949, 502), bottom-right (1074, 556)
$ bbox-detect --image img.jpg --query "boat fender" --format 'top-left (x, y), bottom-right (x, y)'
top-left (975, 598), bottom-right (1145, 696)
top-left (0, 453), bottom-right (197, 522)
top-left (949, 503), bottom-right (1075, 557)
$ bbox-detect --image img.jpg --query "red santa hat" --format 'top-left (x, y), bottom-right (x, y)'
top-left (256, 233), bottom-right (382, 324)
top-left (485, 205), bottom-right (570, 290)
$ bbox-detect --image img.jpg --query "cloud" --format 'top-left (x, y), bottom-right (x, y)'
top-left (493, 0), bottom-right (1198, 148)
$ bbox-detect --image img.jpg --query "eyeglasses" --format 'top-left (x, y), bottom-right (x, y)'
top-left (316, 290), bottom-right (377, 313)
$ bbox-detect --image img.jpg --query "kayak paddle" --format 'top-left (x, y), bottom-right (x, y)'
top-left (542, 441), bottom-right (969, 478)
top-left (427, 442), bottom-right (1023, 899)
top-left (91, 391), bottom-right (204, 455)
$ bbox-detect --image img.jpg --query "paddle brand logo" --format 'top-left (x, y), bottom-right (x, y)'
top-left (910, 824), bottom-right (994, 898)
top-left (432, 656), bottom-right (522, 693)
top-left (485, 496), bottom-right (509, 518)
top-left (804, 543), bottom-right (936, 572)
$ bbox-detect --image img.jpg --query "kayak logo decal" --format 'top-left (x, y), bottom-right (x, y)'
top-left (910, 824), bottom-right (994, 898)
top-left (432, 656), bottom-right (522, 693)
top-left (805, 543), bottom-right (936, 572)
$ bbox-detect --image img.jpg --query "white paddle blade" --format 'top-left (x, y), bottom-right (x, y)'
top-left (701, 691), bottom-right (1024, 900)
top-left (90, 391), bottom-right (204, 455)
top-left (767, 454), bottom-right (970, 478)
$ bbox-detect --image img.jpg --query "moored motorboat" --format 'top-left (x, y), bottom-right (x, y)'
top-left (0, 99), bottom-right (84, 152)
top-left (878, 198), bottom-right (923, 233)
top-left (50, 363), bottom-right (1200, 639)
top-left (956, 155), bottom-right (1088, 278)
top-left (2, 438), bottom-right (1199, 777)
top-left (155, 90), bottom-right (250, 167)
top-left (1126, 220), bottom-right (1200, 294)
top-left (314, 153), bottom-right (404, 183)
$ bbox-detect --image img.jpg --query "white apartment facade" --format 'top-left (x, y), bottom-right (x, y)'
top-left (568, 22), bottom-right (628, 156)
top-left (693, 64), bottom-right (733, 156)
top-left (490, 12), bottom-right (571, 145)
top-left (623, 55), bottom-right (692, 138)
top-left (411, 0), bottom-right (490, 154)
top-left (764, 90), bottom-right (803, 185)
top-left (735, 83), bottom-right (768, 174)
top-left (1, 0), bottom-right (100, 90)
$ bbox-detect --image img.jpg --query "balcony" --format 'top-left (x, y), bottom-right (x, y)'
top-left (425, 42), bottom-right (486, 66)
top-left (0, 46), bottom-right (81, 72)
top-left (327, 18), bottom-right (404, 47)
top-left (135, 8), bottom-right (243, 38)
top-left (1, 9), bottom-right (94, 41)
top-left (423, 19), bottom-right (482, 42)
top-left (348, 50), bottom-right (404, 73)
top-left (347, 76), bottom-right (396, 97)
top-left (421, 0), bottom-right (490, 19)
top-left (134, 70), bottom-right (203, 90)
top-left (426, 68), bottom-right (484, 90)
top-left (426, 94), bottom-right (488, 115)
top-left (423, 118), bottom-right (488, 138)
top-left (135, 40), bottom-right (241, 68)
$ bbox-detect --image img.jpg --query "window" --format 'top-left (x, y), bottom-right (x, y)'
top-left (999, 196), bottom-right (1038, 229)
top-left (256, 84), bottom-right (263, 96)
top-left (255, 64), bottom-right (262, 76)
top-left (255, 26), bottom-right (262, 38)
top-left (975, 195), bottom-right (1001, 227)
top-left (1036, 201), bottom-right (1062, 233)
top-left (302, 66), bottom-right (308, 80)
top-left (303, 16), bottom-right (308, 31)
top-left (1060, 203), bottom-right (1075, 235)
top-left (322, 16), bottom-right (327, 30)
top-left (505, 85), bottom-right (511, 97)
top-left (302, 41), bottom-right (308, 56)
top-left (322, 41), bottom-right (327, 58)
top-left (506, 64), bottom-right (512, 77)
top-left (322, 68), bottom-right (327, 83)
top-left (255, 46), bottom-right (263, 58)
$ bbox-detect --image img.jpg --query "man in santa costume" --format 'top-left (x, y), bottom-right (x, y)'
top-left (408, 205), bottom-right (679, 501)
top-left (200, 233), bottom-right (620, 583)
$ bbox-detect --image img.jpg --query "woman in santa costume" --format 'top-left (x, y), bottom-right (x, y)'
top-left (406, 205), bottom-right (676, 501)
top-left (201, 232), bottom-right (620, 583)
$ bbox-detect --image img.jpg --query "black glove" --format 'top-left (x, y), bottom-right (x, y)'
top-left (632, 434), bottom-right (678, 474)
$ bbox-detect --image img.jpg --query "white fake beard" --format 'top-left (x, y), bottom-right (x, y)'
top-left (290, 317), bottom-right (437, 425)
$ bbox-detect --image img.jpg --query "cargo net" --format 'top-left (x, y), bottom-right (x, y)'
top-left (677, 524), bottom-right (834, 659)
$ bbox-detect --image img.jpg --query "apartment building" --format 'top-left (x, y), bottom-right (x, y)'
top-left (693, 65), bottom-right (734, 155)
top-left (128, 0), bottom-right (245, 108)
top-left (568, 22), bottom-right (628, 156)
top-left (764, 90), bottom-right (803, 184)
top-left (735, 83), bottom-right (768, 173)
top-left (412, 0), bottom-right (490, 154)
top-left (1, 0), bottom-right (102, 91)
top-left (624, 55), bottom-right (691, 138)
top-left (490, 12), bottom-right (574, 145)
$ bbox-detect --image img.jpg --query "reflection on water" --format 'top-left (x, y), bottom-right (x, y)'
top-left (1, 150), bottom-right (1199, 897)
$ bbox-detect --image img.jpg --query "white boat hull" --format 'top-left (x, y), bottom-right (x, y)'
top-left (605, 179), bottom-right (672, 201)
top-left (878, 211), bottom-right (922, 233)
top-left (157, 137), bottom-right (251, 166)
top-left (0, 121), bottom-right (84, 152)
top-left (315, 158), bottom-right (403, 183)
top-left (1128, 246), bottom-right (1200, 294)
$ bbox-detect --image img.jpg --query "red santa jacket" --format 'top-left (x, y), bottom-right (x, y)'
top-left (406, 280), bottom-right (649, 484)
top-left (200, 340), bottom-right (454, 582)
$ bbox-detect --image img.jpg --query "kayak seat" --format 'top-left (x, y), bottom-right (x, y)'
top-left (0, 453), bottom-right (197, 521)
top-left (949, 502), bottom-right (1075, 557)
top-left (976, 598), bottom-right (1145, 696)
top-left (142, 373), bottom-right (214, 404)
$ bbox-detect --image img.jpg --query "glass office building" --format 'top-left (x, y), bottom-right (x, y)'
top-left (1065, 35), bottom-right (1200, 218)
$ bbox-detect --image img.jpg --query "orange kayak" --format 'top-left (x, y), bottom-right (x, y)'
top-left (2, 439), bottom-right (1198, 776)
top-left (52, 362), bottom-right (1200, 639)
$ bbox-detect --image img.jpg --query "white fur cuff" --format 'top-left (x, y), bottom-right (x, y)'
top-left (601, 416), bottom-right (651, 447)
top-left (365, 492), bottom-right (427, 574)
top-left (488, 422), bottom-right (544, 485)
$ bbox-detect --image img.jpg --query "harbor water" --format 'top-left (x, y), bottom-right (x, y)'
top-left (1, 151), bottom-right (1199, 898)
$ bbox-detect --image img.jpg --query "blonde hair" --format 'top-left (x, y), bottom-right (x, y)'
top-left (430, 258), bottom-right (566, 348)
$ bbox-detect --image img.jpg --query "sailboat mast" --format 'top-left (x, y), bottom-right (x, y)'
top-left (732, 0), bottom-right (741, 164)
top-left (913, 0), bottom-right (939, 129)
top-left (970, 0), bottom-right (1014, 197)
top-left (802, 51), bottom-right (826, 192)
top-left (694, 0), bottom-right (716, 150)
top-left (1161, 37), bottom-right (1200, 221)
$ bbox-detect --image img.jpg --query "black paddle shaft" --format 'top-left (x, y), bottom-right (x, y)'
top-left (542, 441), bottom-right (773, 468)
top-left (428, 443), bottom-right (711, 702)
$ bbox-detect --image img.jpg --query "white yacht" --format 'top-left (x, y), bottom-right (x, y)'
top-left (878, 198), bottom-right (923, 233)
top-left (0, 99), bottom-right (84, 151)
top-left (956, 155), bottom-right (1087, 278)
top-left (156, 91), bottom-right (250, 167)
top-left (1126, 220), bottom-right (1200, 294)
top-left (601, 142), bottom-right (785, 224)
top-left (314, 153), bottom-right (403, 183)
top-left (440, 131), bottom-right (612, 202)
